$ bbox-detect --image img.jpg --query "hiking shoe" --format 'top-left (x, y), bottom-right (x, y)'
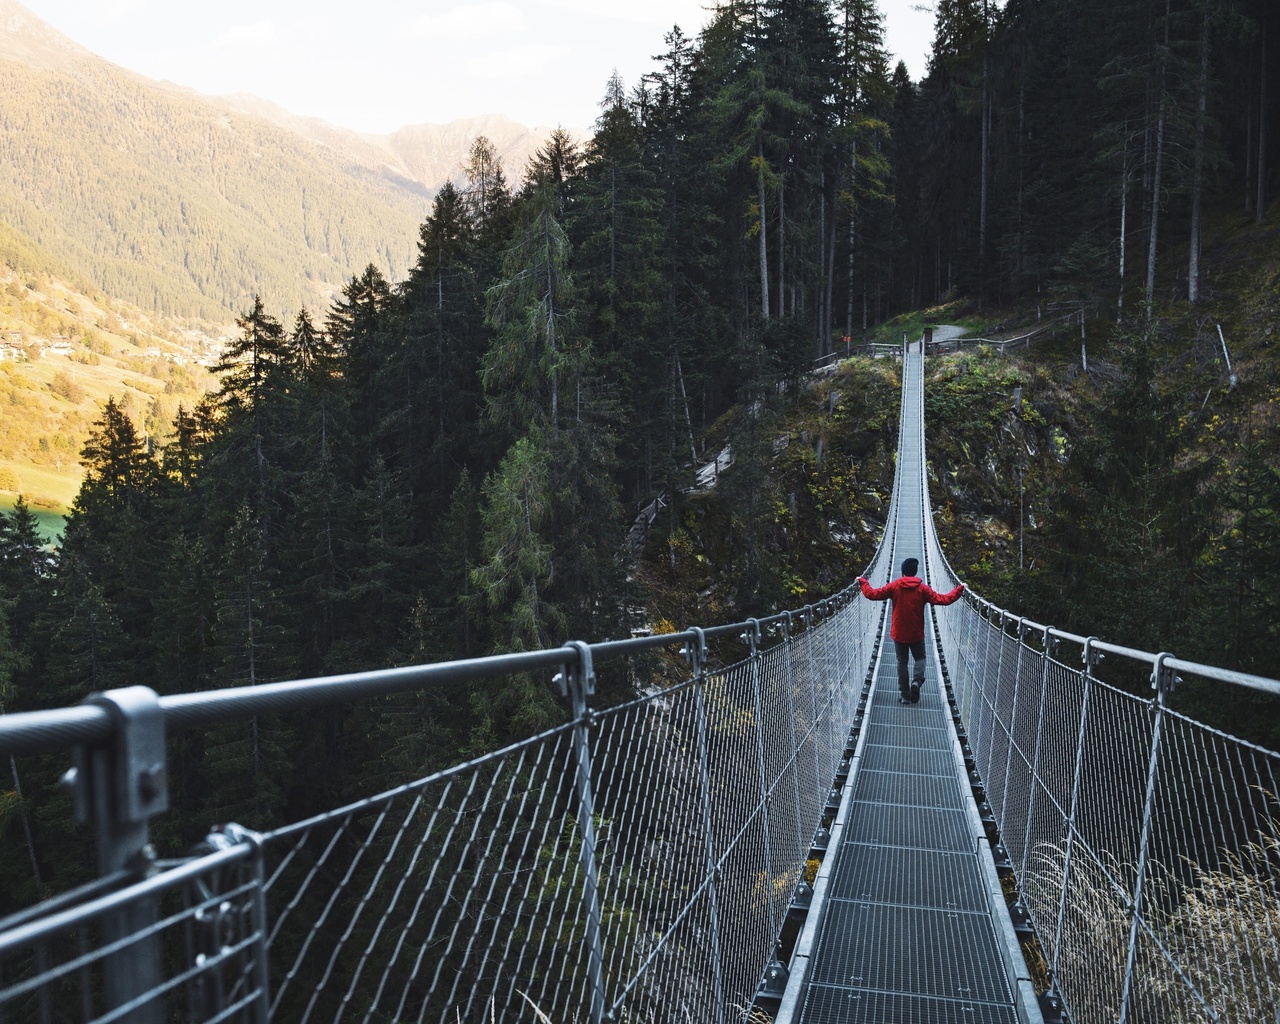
top-left (910, 682), bottom-right (921, 704)
top-left (898, 695), bottom-right (912, 705)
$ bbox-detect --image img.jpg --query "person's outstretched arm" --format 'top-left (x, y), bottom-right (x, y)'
top-left (857, 576), bottom-right (892, 601)
top-left (924, 582), bottom-right (965, 605)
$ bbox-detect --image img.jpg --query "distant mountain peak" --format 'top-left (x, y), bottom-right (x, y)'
top-left (0, 0), bottom-right (581, 322)
top-left (0, 0), bottom-right (97, 72)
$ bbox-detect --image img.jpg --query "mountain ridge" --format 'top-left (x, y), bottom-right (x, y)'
top-left (0, 0), bottom-right (98, 72)
top-left (0, 0), bottom-right (572, 319)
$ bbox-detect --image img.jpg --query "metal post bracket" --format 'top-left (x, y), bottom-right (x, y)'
top-left (1043, 627), bottom-right (1058, 656)
top-left (1151, 653), bottom-right (1181, 694)
top-left (83, 686), bottom-right (168, 825)
top-left (682, 627), bottom-right (707, 677)
top-left (556, 640), bottom-right (597, 701)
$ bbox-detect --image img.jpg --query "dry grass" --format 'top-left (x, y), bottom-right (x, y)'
top-left (1025, 814), bottom-right (1280, 1024)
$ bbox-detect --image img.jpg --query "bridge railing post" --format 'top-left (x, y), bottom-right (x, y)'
top-left (1019, 627), bottom-right (1057, 883)
top-left (556, 641), bottom-right (607, 1024)
top-left (801, 605), bottom-right (821, 804)
top-left (1118, 653), bottom-right (1178, 1024)
top-left (683, 627), bottom-right (727, 1024)
top-left (1049, 636), bottom-right (1100, 998)
top-left (999, 618), bottom-right (1028, 829)
top-left (70, 686), bottom-right (169, 1024)
top-left (989, 610), bottom-right (1009, 798)
top-left (815, 601), bottom-right (838, 785)
top-left (974, 606), bottom-right (1002, 782)
top-left (780, 613), bottom-right (805, 861)
top-left (743, 619), bottom-right (778, 946)
top-left (955, 595), bottom-right (980, 726)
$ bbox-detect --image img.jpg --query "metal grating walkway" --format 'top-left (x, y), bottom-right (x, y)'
top-left (778, 347), bottom-right (1039, 1023)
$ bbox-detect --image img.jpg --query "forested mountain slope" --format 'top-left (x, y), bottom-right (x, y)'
top-left (0, 1), bottom-right (557, 319)
top-left (0, 0), bottom-right (1277, 910)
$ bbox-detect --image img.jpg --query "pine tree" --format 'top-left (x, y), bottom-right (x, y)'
top-left (393, 181), bottom-right (486, 506)
top-left (0, 585), bottom-right (44, 904)
top-left (286, 308), bottom-right (335, 376)
top-left (833, 0), bottom-right (892, 342)
top-left (573, 72), bottom-right (666, 502)
top-left (318, 453), bottom-right (420, 674)
top-left (422, 470), bottom-right (483, 660)
top-left (62, 399), bottom-right (168, 676)
top-left (325, 267), bottom-right (391, 449)
top-left (76, 397), bottom-right (158, 512)
top-left (463, 136), bottom-right (515, 253)
top-left (0, 495), bottom-right (51, 647)
top-left (40, 559), bottom-right (127, 700)
top-left (483, 183), bottom-right (580, 437)
top-left (525, 127), bottom-right (582, 193)
top-left (471, 434), bottom-right (559, 654)
top-left (215, 297), bottom-right (290, 419)
top-left (281, 310), bottom-right (354, 677)
top-left (201, 503), bottom-right (293, 825)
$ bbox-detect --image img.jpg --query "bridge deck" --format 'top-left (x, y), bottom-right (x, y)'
top-left (779, 349), bottom-right (1037, 1022)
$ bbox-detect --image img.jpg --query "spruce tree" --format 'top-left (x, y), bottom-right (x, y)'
top-left (483, 183), bottom-right (580, 436)
top-left (573, 72), bottom-right (666, 502)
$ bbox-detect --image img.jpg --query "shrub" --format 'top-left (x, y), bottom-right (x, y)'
top-left (49, 371), bottom-right (85, 404)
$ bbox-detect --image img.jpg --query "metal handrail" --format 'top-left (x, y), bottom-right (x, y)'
top-left (0, 598), bottom-right (865, 759)
top-left (957, 593), bottom-right (1280, 695)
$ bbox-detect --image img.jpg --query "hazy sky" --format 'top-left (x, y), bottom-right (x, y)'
top-left (20, 1), bottom-right (937, 134)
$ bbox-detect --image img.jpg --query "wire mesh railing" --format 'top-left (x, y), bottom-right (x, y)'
top-left (9, 334), bottom-right (1278, 1024)
top-left (920, 455), bottom-right (1280, 1020)
top-left (0, 573), bottom-right (889, 1022)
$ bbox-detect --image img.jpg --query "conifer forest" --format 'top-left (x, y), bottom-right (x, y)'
top-left (1, 0), bottom-right (1278, 908)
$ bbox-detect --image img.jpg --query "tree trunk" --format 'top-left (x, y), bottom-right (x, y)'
top-left (1189, 8), bottom-right (1209, 304)
top-left (9, 754), bottom-right (42, 887)
top-left (545, 214), bottom-right (558, 436)
top-left (1145, 106), bottom-right (1164, 317)
top-left (1145, 110), bottom-right (1165, 316)
top-left (1017, 47), bottom-right (1026, 289)
top-left (758, 144), bottom-right (770, 318)
top-left (819, 189), bottom-right (829, 353)
top-left (846, 213), bottom-right (855, 339)
top-left (1258, 20), bottom-right (1269, 224)
top-left (825, 176), bottom-right (838, 351)
top-left (1119, 150), bottom-right (1128, 315)
top-left (674, 350), bottom-right (697, 465)
top-left (979, 0), bottom-right (989, 309)
top-left (846, 140), bottom-right (856, 340)
top-left (777, 174), bottom-right (785, 318)
top-left (1245, 94), bottom-right (1255, 215)
top-left (1145, 0), bottom-right (1171, 318)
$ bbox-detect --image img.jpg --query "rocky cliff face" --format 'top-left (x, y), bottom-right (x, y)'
top-left (635, 358), bottom-right (901, 643)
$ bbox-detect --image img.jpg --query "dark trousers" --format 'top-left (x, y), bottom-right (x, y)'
top-left (894, 640), bottom-right (926, 696)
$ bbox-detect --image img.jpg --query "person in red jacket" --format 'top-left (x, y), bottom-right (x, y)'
top-left (857, 558), bottom-right (964, 705)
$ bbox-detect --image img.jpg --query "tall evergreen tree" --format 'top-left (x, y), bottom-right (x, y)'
top-left (573, 73), bottom-right (667, 502)
top-left (483, 183), bottom-right (580, 436)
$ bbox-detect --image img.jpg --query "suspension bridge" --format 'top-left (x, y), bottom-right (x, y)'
top-left (1, 342), bottom-right (1277, 1024)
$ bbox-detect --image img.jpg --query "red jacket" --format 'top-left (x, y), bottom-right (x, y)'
top-left (858, 575), bottom-right (964, 643)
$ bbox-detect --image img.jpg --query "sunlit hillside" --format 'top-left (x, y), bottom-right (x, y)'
top-left (0, 256), bottom-right (222, 535)
top-left (0, 1), bottom-right (572, 323)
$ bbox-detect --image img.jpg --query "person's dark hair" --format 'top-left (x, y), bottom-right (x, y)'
top-left (901, 557), bottom-right (919, 577)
